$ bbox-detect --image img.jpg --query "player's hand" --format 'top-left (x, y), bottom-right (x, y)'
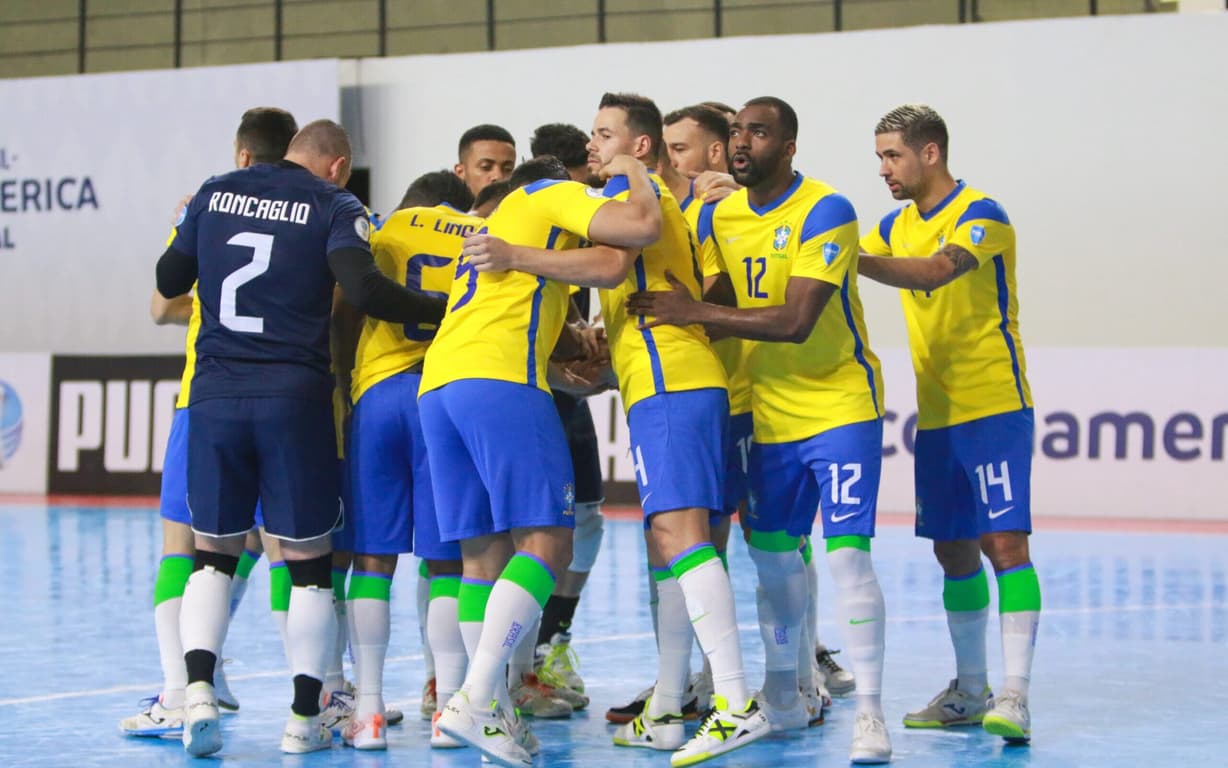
top-left (572, 322), bottom-right (606, 363)
top-left (626, 270), bottom-right (696, 329)
top-left (462, 233), bottom-right (517, 273)
top-left (692, 171), bottom-right (739, 203)
top-left (171, 195), bottom-right (192, 225)
top-left (600, 154), bottom-right (644, 181)
top-left (550, 357), bottom-right (615, 397)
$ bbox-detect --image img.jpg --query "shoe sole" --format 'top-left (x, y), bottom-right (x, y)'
top-left (121, 726), bottom-right (183, 738)
top-left (217, 700), bottom-right (239, 712)
top-left (436, 719), bottom-right (531, 768)
top-left (184, 718), bottom-right (222, 757)
top-left (670, 722), bottom-right (770, 767)
top-left (850, 751), bottom-right (892, 764)
top-left (280, 740), bottom-right (332, 754)
top-left (982, 715), bottom-right (1030, 743)
top-left (613, 737), bottom-right (684, 751)
top-left (902, 715), bottom-right (985, 728)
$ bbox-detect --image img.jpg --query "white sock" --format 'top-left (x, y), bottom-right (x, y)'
top-left (458, 618), bottom-right (509, 710)
top-left (417, 565), bottom-right (435, 679)
top-left (509, 616), bottom-right (540, 682)
top-left (827, 546), bottom-right (886, 718)
top-left (272, 609), bottom-right (290, 667)
top-left (805, 546), bottom-right (821, 647)
top-left (348, 598), bottom-right (389, 718)
top-left (648, 568), bottom-right (661, 640)
top-left (747, 546), bottom-right (808, 707)
top-left (155, 597), bottom-right (186, 708)
top-left (796, 598), bottom-right (815, 693)
top-left (649, 575), bottom-right (692, 717)
top-left (180, 566), bottom-right (233, 673)
top-left (949, 608), bottom-right (990, 692)
top-left (1001, 611), bottom-right (1038, 696)
top-left (288, 585), bottom-right (337, 686)
top-left (676, 556), bottom-right (750, 708)
top-left (427, 590), bottom-right (466, 705)
top-left (463, 579), bottom-right (543, 707)
top-left (325, 593), bottom-right (347, 695)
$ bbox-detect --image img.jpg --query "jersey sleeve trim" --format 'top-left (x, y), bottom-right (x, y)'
top-left (696, 201), bottom-right (717, 245)
top-left (878, 207), bottom-right (903, 249)
top-left (956, 198), bottom-right (1011, 227)
top-left (800, 193), bottom-right (857, 244)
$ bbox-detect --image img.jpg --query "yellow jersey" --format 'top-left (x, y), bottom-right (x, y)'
top-left (699, 173), bottom-right (884, 444)
top-left (163, 224), bottom-right (201, 410)
top-left (860, 181), bottom-right (1031, 429)
top-left (683, 183), bottom-right (751, 417)
top-left (599, 173), bottom-right (726, 413)
top-left (419, 179), bottom-right (611, 396)
top-left (351, 204), bottom-right (481, 402)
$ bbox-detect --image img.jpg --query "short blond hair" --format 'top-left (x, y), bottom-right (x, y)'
top-left (875, 104), bottom-right (948, 163)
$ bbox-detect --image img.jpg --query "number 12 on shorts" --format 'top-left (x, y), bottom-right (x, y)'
top-left (974, 461), bottom-right (1013, 505)
top-left (828, 463), bottom-right (862, 505)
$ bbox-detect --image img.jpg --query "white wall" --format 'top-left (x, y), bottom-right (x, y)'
top-left (345, 12), bottom-right (1228, 349)
top-left (0, 60), bottom-right (342, 355)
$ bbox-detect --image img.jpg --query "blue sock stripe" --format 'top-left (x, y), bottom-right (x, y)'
top-left (514, 551), bottom-right (557, 582)
top-left (161, 553), bottom-right (193, 563)
top-left (667, 542), bottom-right (714, 570)
top-left (995, 562), bottom-right (1034, 577)
top-left (269, 560), bottom-right (285, 568)
top-left (350, 570), bottom-right (393, 581)
top-left (461, 577), bottom-right (496, 587)
top-left (947, 565), bottom-right (986, 582)
top-left (243, 549), bottom-right (260, 559)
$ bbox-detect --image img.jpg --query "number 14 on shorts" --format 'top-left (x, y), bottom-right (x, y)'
top-left (974, 461), bottom-right (1014, 509)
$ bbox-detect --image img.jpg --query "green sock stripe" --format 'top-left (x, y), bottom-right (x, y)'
top-left (747, 530), bottom-right (800, 553)
top-left (235, 550), bottom-right (259, 579)
top-left (825, 535), bottom-right (871, 553)
top-left (717, 549), bottom-right (729, 572)
top-left (997, 564), bottom-right (1042, 613)
top-left (943, 567), bottom-right (990, 612)
top-left (269, 562), bottom-right (291, 612)
top-left (154, 555), bottom-right (194, 605)
top-left (331, 568), bottom-right (347, 603)
top-left (800, 538), bottom-right (814, 565)
top-left (429, 575), bottom-right (461, 601)
top-left (419, 559), bottom-right (430, 579)
top-left (669, 543), bottom-right (718, 578)
top-left (651, 567), bottom-right (673, 583)
top-left (348, 572), bottom-right (392, 601)
top-left (501, 553), bottom-right (557, 609)
top-left (457, 579), bottom-right (494, 623)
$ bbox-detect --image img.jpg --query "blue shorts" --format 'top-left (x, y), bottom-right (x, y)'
top-left (747, 419), bottom-right (883, 539)
top-left (420, 379), bottom-right (575, 541)
top-left (721, 411), bottom-right (753, 516)
top-left (161, 408), bottom-right (263, 529)
top-left (914, 408), bottom-right (1033, 541)
top-left (626, 388), bottom-right (727, 522)
top-left (348, 372), bottom-right (458, 560)
top-left (187, 397), bottom-right (340, 541)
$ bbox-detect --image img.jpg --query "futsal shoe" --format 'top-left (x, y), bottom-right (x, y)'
top-left (421, 677), bottom-right (437, 719)
top-left (181, 682), bottom-right (222, 757)
top-left (213, 660), bottom-right (239, 712)
top-left (754, 690), bottom-right (810, 732)
top-left (612, 697), bottom-right (685, 751)
top-left (670, 694), bottom-right (770, 767)
top-left (850, 712), bottom-right (893, 764)
top-left (536, 631), bottom-right (586, 693)
top-left (119, 694), bottom-right (183, 738)
top-left (435, 690), bottom-right (532, 767)
top-left (430, 710), bottom-right (464, 748)
top-left (281, 712), bottom-right (332, 753)
top-left (815, 646), bottom-right (856, 696)
top-left (803, 684), bottom-right (828, 726)
top-left (320, 688), bottom-right (355, 736)
top-left (982, 690), bottom-right (1031, 743)
top-left (342, 711), bottom-right (387, 750)
top-left (511, 673), bottom-right (573, 719)
top-left (386, 706), bottom-right (404, 726)
top-left (902, 680), bottom-right (993, 728)
top-left (606, 683), bottom-right (653, 723)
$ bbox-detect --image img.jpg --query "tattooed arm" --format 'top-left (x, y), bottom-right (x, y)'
top-left (858, 243), bottom-right (979, 292)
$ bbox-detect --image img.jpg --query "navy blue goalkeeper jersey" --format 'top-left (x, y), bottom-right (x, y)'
top-left (171, 160), bottom-right (370, 403)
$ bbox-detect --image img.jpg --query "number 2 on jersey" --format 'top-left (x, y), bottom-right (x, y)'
top-left (221, 232), bottom-right (273, 333)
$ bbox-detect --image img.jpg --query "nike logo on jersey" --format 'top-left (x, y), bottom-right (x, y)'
top-left (830, 511), bottom-right (860, 523)
top-left (988, 506), bottom-right (1015, 520)
top-left (725, 236), bottom-right (741, 244)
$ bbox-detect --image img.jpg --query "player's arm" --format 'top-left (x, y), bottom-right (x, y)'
top-left (858, 244), bottom-right (978, 292)
top-left (585, 156), bottom-right (662, 248)
top-left (150, 290), bottom-right (193, 325)
top-left (156, 246), bottom-right (198, 299)
top-left (628, 270), bottom-right (836, 344)
top-left (327, 246), bottom-right (446, 325)
top-left (330, 285), bottom-right (363, 402)
top-left (461, 234), bottom-right (636, 289)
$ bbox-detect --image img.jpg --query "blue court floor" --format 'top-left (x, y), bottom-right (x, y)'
top-left (1, 502), bottom-right (1226, 767)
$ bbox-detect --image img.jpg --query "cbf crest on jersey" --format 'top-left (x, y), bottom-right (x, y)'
top-left (773, 225), bottom-right (792, 252)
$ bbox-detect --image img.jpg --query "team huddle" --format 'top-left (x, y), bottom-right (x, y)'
top-left (124, 93), bottom-right (1042, 767)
